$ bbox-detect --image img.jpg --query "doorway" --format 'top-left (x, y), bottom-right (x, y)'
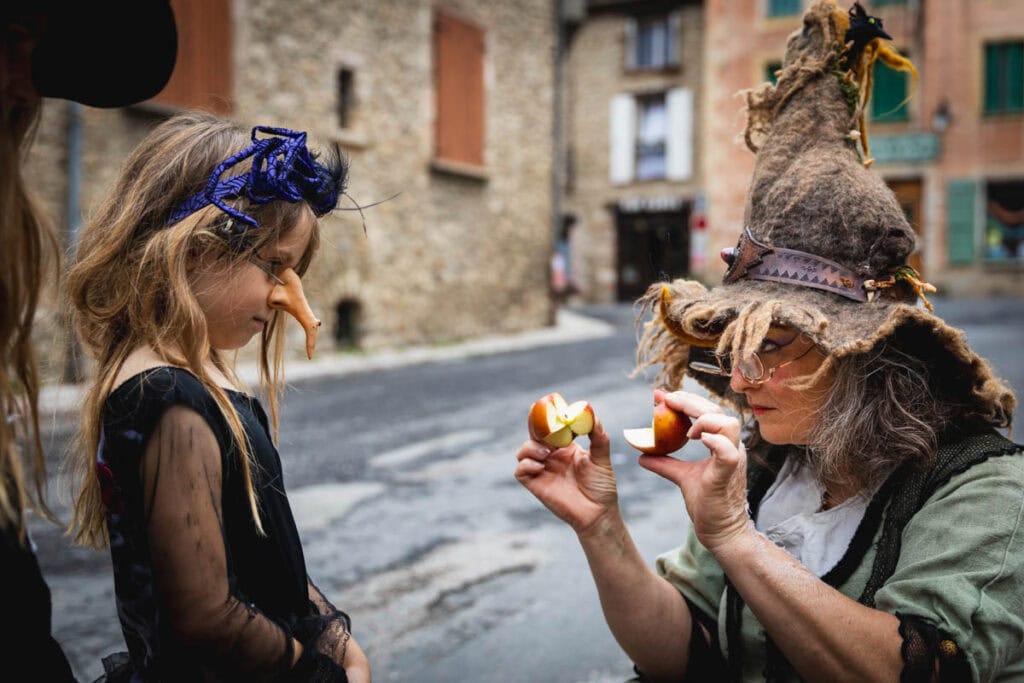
top-left (887, 178), bottom-right (924, 275)
top-left (615, 205), bottom-right (690, 301)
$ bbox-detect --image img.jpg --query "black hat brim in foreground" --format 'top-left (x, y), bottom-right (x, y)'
top-left (28, 1), bottom-right (177, 108)
top-left (640, 277), bottom-right (1015, 427)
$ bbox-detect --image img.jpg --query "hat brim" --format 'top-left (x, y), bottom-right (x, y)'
top-left (29, 1), bottom-right (177, 108)
top-left (645, 277), bottom-right (1015, 426)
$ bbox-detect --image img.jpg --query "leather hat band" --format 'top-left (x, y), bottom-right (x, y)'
top-left (722, 227), bottom-right (871, 302)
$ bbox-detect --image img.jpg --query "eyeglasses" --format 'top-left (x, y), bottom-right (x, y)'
top-left (689, 332), bottom-right (819, 385)
top-left (247, 254), bottom-right (285, 285)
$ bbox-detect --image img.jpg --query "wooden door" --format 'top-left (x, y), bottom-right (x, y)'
top-left (888, 179), bottom-right (924, 275)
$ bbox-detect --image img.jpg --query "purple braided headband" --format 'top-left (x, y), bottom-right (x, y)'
top-left (167, 126), bottom-right (339, 233)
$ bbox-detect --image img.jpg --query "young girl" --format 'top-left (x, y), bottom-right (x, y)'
top-left (66, 111), bottom-right (371, 682)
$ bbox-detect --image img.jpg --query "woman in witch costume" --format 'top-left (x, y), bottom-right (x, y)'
top-left (515, 1), bottom-right (1023, 681)
top-left (66, 112), bottom-right (370, 681)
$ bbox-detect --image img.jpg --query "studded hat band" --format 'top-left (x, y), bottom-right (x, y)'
top-left (723, 227), bottom-right (877, 303)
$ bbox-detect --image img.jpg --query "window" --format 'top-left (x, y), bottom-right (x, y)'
top-left (767, 0), bottom-right (802, 18)
top-left (872, 54), bottom-right (910, 122)
top-left (872, 0), bottom-right (906, 5)
top-left (984, 41), bottom-right (1024, 115)
top-left (433, 11), bottom-right (486, 168)
top-left (151, 0), bottom-right (232, 114)
top-left (636, 94), bottom-right (667, 180)
top-left (985, 180), bottom-right (1024, 261)
top-left (336, 68), bottom-right (355, 129)
top-left (765, 60), bottom-right (783, 85)
top-left (610, 88), bottom-right (693, 184)
top-left (625, 12), bottom-right (680, 71)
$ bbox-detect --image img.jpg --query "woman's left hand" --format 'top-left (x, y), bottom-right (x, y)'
top-left (638, 390), bottom-right (752, 554)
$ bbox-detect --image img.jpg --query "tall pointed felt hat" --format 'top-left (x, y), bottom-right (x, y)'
top-left (638, 0), bottom-right (1014, 427)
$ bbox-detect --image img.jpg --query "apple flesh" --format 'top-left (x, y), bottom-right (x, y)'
top-left (623, 399), bottom-right (691, 455)
top-left (528, 392), bottom-right (595, 448)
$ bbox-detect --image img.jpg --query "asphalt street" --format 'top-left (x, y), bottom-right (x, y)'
top-left (30, 297), bottom-right (1024, 682)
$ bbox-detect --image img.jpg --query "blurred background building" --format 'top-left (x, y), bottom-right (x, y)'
top-left (24, 0), bottom-right (1024, 382)
top-left (26, 0), bottom-right (557, 383)
top-left (558, 0), bottom-right (1024, 302)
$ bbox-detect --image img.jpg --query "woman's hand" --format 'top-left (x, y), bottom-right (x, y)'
top-left (638, 390), bottom-right (752, 554)
top-left (514, 419), bottom-right (618, 535)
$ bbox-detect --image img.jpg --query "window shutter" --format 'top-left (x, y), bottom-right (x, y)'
top-left (624, 18), bottom-right (637, 71)
top-left (434, 12), bottom-right (486, 167)
top-left (984, 44), bottom-right (1002, 113)
top-left (667, 11), bottom-right (681, 67)
top-left (1008, 43), bottom-right (1024, 111)
top-left (151, 0), bottom-right (233, 114)
top-left (666, 88), bottom-right (693, 181)
top-left (871, 59), bottom-right (908, 121)
top-left (610, 94), bottom-right (636, 184)
top-left (946, 179), bottom-right (977, 264)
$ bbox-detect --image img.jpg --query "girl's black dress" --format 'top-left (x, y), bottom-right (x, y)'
top-left (97, 367), bottom-right (349, 682)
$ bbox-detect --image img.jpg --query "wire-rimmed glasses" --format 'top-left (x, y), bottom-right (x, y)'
top-left (247, 254), bottom-right (285, 285)
top-left (688, 332), bottom-right (819, 385)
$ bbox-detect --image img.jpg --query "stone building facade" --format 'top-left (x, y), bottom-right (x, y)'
top-left (25, 0), bottom-right (557, 383)
top-left (700, 0), bottom-right (1024, 296)
top-left (560, 0), bottom-right (706, 303)
top-left (563, 0), bottom-right (1024, 304)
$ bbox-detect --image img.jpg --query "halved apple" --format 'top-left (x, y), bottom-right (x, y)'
top-left (623, 399), bottom-right (690, 455)
top-left (527, 392), bottom-right (595, 448)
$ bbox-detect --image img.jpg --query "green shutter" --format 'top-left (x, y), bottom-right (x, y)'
top-left (985, 44), bottom-right (1002, 113)
top-left (765, 61), bottom-right (782, 85)
top-left (1007, 42), bottom-right (1024, 111)
top-left (985, 42), bottom-right (1024, 114)
top-left (947, 179), bottom-right (976, 264)
top-left (767, 0), bottom-right (801, 17)
top-left (872, 60), bottom-right (909, 121)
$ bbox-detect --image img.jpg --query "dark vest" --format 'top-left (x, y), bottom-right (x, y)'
top-left (725, 429), bottom-right (1022, 682)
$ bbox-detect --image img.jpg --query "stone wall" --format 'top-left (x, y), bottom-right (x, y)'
top-left (23, 0), bottom-right (556, 383)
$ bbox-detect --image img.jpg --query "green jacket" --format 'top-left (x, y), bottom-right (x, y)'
top-left (657, 433), bottom-right (1024, 682)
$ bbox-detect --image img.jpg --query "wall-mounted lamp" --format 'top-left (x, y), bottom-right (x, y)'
top-left (931, 99), bottom-right (952, 133)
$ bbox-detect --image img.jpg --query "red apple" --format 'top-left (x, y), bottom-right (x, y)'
top-left (623, 398), bottom-right (691, 455)
top-left (527, 392), bottom-right (595, 448)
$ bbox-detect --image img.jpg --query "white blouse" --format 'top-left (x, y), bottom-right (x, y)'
top-left (754, 457), bottom-right (879, 577)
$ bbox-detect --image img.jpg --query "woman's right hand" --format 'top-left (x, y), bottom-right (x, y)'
top-left (514, 419), bottom-right (618, 535)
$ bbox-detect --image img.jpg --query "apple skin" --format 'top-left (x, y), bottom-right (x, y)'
top-left (623, 399), bottom-right (691, 455)
top-left (527, 392), bottom-right (594, 447)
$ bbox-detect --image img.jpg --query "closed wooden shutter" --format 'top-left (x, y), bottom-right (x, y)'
top-left (152, 0), bottom-right (233, 114)
top-left (872, 58), bottom-right (909, 122)
top-left (609, 94), bottom-right (636, 184)
top-left (946, 179), bottom-right (977, 264)
top-left (666, 87), bottom-right (693, 181)
top-left (984, 42), bottom-right (1024, 114)
top-left (434, 12), bottom-right (485, 167)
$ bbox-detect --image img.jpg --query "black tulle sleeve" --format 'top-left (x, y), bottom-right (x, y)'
top-left (141, 405), bottom-right (347, 681)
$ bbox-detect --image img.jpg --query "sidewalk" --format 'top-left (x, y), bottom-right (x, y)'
top-left (38, 307), bottom-right (618, 419)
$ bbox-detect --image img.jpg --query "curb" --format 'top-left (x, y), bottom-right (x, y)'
top-left (38, 308), bottom-right (617, 419)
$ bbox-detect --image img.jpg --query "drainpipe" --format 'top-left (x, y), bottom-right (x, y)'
top-left (62, 101), bottom-right (83, 383)
top-left (550, 0), bottom-right (567, 325)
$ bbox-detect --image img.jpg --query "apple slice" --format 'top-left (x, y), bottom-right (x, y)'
top-left (527, 393), bottom-right (595, 447)
top-left (623, 399), bottom-right (690, 455)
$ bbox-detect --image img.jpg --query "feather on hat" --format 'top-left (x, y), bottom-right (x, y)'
top-left (637, 0), bottom-right (1014, 429)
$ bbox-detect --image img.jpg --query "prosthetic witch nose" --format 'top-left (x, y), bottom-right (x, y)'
top-left (268, 268), bottom-right (321, 360)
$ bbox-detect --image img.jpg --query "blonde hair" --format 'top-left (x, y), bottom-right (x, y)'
top-left (1, 57), bottom-right (59, 541)
top-left (66, 111), bottom-right (321, 548)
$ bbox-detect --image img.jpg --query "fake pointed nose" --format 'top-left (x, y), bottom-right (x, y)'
top-left (268, 268), bottom-right (322, 360)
